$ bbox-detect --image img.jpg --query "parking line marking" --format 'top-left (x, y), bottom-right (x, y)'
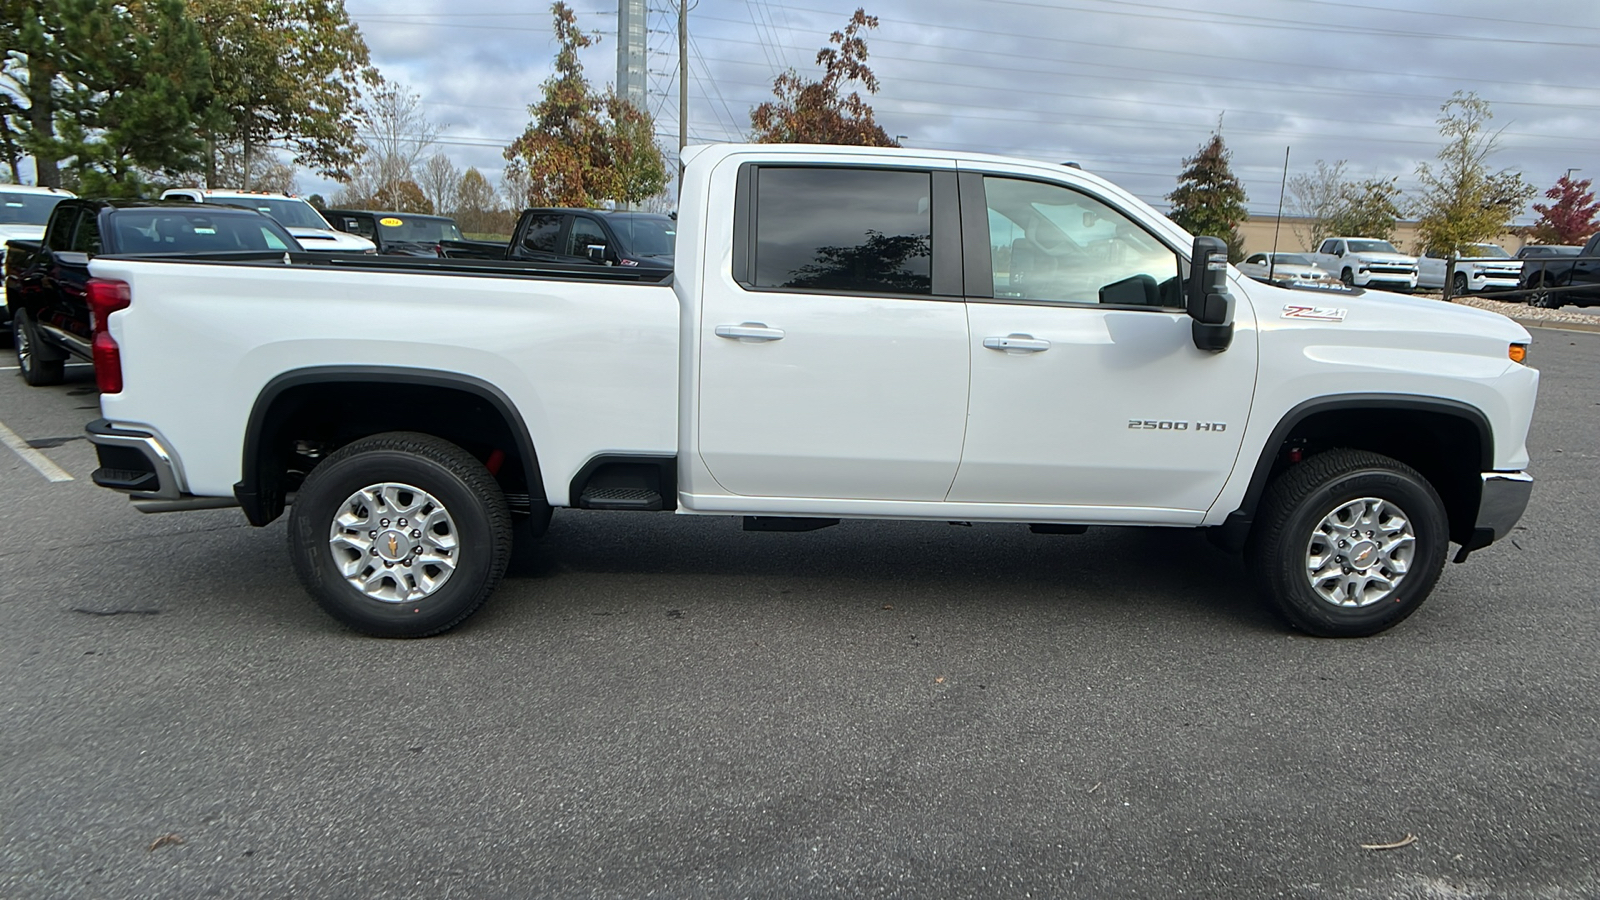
top-left (0, 418), bottom-right (74, 482)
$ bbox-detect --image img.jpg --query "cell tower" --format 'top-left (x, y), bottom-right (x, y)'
top-left (616, 0), bottom-right (647, 110)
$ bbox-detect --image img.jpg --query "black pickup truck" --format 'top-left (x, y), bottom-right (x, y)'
top-left (321, 209), bottom-right (481, 257)
top-left (6, 199), bottom-right (301, 385)
top-left (1518, 235), bottom-right (1600, 308)
top-left (441, 208), bottom-right (676, 273)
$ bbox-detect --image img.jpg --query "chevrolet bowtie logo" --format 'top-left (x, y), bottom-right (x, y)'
top-left (387, 534), bottom-right (399, 557)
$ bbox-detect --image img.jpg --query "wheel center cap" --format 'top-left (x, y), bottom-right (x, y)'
top-left (1348, 539), bottom-right (1379, 569)
top-left (376, 529), bottom-right (409, 561)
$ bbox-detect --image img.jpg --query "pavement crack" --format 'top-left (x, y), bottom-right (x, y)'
top-left (71, 607), bottom-right (162, 617)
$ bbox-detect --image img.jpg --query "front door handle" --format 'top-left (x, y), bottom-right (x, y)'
top-left (982, 334), bottom-right (1050, 353)
top-left (715, 323), bottom-right (785, 342)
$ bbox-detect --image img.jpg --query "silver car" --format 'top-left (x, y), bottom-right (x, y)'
top-left (1238, 252), bottom-right (1337, 285)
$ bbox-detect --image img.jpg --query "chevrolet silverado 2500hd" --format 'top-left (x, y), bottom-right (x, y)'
top-left (82, 144), bottom-right (1538, 639)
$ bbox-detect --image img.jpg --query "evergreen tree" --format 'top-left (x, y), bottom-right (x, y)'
top-left (1528, 174), bottom-right (1599, 246)
top-left (1168, 130), bottom-right (1249, 263)
top-left (503, 2), bottom-right (666, 209)
top-left (749, 9), bottom-right (896, 147)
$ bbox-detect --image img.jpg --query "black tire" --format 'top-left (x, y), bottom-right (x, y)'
top-left (1245, 449), bottom-right (1448, 638)
top-left (1340, 268), bottom-right (1355, 287)
top-left (1452, 272), bottom-right (1469, 296)
top-left (288, 432), bottom-right (511, 637)
top-left (13, 311), bottom-right (64, 386)
top-left (1529, 275), bottom-right (1562, 309)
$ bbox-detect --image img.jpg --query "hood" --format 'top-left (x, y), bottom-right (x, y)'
top-left (286, 227), bottom-right (376, 252)
top-left (1349, 251), bottom-right (1415, 264)
top-left (1252, 276), bottom-right (1529, 344)
top-left (0, 224), bottom-right (47, 245)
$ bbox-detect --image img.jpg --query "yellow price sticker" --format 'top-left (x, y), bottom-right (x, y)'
top-left (379, 217), bottom-right (403, 226)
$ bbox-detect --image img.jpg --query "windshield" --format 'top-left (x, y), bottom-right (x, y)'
top-left (377, 215), bottom-right (464, 244)
top-left (607, 214), bottom-right (676, 257)
top-left (1347, 240), bottom-right (1398, 253)
top-left (0, 191), bottom-right (68, 226)
top-left (1269, 254), bottom-right (1313, 266)
top-left (110, 210), bottom-right (300, 253)
top-left (1461, 243), bottom-right (1510, 258)
top-left (203, 196), bottom-right (331, 230)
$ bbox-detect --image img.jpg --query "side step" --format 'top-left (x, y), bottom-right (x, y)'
top-left (743, 516), bottom-right (839, 532)
top-left (578, 487), bottom-right (663, 511)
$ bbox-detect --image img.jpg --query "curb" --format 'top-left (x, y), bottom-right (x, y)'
top-left (1510, 317), bottom-right (1600, 335)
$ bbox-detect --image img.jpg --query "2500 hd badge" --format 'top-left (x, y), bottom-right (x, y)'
top-left (1127, 420), bottom-right (1228, 431)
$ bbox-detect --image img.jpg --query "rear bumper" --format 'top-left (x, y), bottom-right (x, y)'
top-left (85, 418), bottom-right (238, 513)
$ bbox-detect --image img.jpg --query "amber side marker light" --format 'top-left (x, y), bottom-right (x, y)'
top-left (1509, 343), bottom-right (1528, 364)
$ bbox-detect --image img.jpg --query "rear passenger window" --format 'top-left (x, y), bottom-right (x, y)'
top-left (520, 215), bottom-right (562, 255)
top-left (70, 210), bottom-right (101, 255)
top-left (753, 167), bottom-right (932, 295)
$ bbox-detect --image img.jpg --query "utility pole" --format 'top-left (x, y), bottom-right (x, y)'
top-left (677, 0), bottom-right (687, 201)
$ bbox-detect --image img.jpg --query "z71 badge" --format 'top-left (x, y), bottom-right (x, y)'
top-left (1282, 304), bottom-right (1348, 321)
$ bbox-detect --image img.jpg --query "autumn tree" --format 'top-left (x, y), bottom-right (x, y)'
top-left (1328, 178), bottom-right (1403, 242)
top-left (1528, 174), bottom-right (1599, 246)
top-left (503, 2), bottom-right (666, 208)
top-left (1168, 130), bottom-right (1249, 262)
top-left (187, 0), bottom-right (377, 187)
top-left (749, 8), bottom-right (896, 147)
top-left (1287, 159), bottom-right (1350, 248)
top-left (1414, 91), bottom-right (1534, 298)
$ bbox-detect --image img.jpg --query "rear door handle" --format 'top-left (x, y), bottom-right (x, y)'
top-left (715, 323), bottom-right (785, 342)
top-left (982, 334), bottom-right (1050, 353)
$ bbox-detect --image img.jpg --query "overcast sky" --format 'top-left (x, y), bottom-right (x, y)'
top-left (331, 0), bottom-right (1598, 220)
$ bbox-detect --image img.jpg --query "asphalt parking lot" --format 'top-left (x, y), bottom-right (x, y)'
top-left (2, 329), bottom-right (1597, 899)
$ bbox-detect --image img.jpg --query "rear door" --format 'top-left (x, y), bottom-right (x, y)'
top-left (949, 170), bottom-right (1255, 514)
top-left (696, 161), bottom-right (970, 501)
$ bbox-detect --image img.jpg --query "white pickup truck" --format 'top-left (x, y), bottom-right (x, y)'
top-left (1310, 237), bottom-right (1419, 291)
top-left (1417, 243), bottom-right (1523, 295)
top-left (83, 144), bottom-right (1538, 640)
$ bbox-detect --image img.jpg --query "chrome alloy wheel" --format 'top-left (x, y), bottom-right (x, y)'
top-left (1305, 497), bottom-right (1416, 608)
top-left (328, 482), bottom-right (459, 603)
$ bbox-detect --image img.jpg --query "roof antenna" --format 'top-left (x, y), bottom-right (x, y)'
top-left (1268, 146), bottom-right (1289, 283)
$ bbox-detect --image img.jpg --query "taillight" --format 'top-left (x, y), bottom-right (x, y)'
top-left (87, 278), bottom-right (131, 393)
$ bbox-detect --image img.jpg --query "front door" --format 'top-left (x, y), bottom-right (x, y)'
top-left (697, 163), bottom-right (970, 501)
top-left (949, 172), bottom-right (1256, 514)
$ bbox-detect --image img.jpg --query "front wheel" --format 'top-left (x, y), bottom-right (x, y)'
top-left (1340, 268), bottom-right (1355, 287)
top-left (289, 432), bottom-right (512, 637)
top-left (1529, 275), bottom-right (1562, 309)
top-left (1452, 272), bottom-right (1469, 296)
top-left (1246, 449), bottom-right (1448, 637)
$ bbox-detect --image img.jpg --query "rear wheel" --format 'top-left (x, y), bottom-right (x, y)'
top-left (288, 432), bottom-right (511, 637)
top-left (1246, 449), bottom-right (1448, 637)
top-left (13, 311), bottom-right (64, 386)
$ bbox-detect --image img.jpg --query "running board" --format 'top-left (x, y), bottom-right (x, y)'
top-left (578, 487), bottom-right (663, 511)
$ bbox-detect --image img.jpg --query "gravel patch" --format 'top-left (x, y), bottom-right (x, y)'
top-left (1413, 291), bottom-right (1600, 328)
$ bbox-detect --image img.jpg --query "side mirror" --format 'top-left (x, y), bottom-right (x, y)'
top-left (1185, 235), bottom-right (1234, 352)
top-left (586, 243), bottom-right (610, 264)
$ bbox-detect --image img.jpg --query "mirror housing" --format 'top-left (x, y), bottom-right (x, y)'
top-left (1185, 235), bottom-right (1234, 352)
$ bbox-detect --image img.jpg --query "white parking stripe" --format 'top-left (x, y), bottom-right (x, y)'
top-left (0, 419), bottom-right (74, 482)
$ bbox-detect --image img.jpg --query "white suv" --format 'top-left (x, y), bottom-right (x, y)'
top-left (1, 184), bottom-right (76, 325)
top-left (159, 189), bottom-right (375, 253)
top-left (1310, 237), bottom-right (1419, 292)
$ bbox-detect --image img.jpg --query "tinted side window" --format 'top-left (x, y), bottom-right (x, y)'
top-left (71, 209), bottom-right (102, 254)
top-left (565, 217), bottom-right (607, 257)
top-left (982, 176), bottom-right (1180, 307)
top-left (45, 205), bottom-right (77, 251)
top-left (753, 167), bottom-right (932, 295)
top-left (520, 214), bottom-right (562, 255)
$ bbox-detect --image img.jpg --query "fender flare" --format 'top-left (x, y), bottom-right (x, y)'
top-left (1210, 393), bottom-right (1493, 551)
top-left (233, 366), bottom-right (544, 526)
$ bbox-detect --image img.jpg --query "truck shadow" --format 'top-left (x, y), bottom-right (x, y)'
top-left (502, 511), bottom-right (1279, 634)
